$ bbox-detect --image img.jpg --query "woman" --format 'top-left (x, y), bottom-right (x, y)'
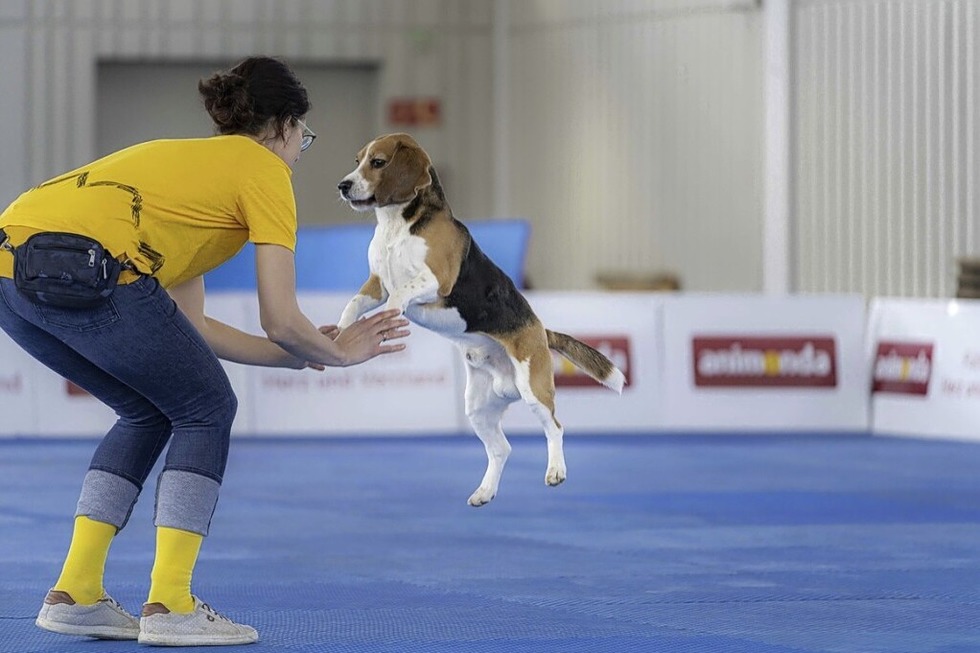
top-left (0, 56), bottom-right (408, 646)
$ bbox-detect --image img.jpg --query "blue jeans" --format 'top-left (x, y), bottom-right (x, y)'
top-left (0, 275), bottom-right (236, 535)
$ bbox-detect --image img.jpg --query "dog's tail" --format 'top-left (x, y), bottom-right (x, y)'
top-left (546, 330), bottom-right (626, 394)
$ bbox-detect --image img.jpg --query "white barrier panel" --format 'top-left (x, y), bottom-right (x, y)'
top-left (497, 292), bottom-right (662, 435)
top-left (33, 372), bottom-right (117, 437)
top-left (1, 291), bottom-right (878, 437)
top-left (0, 332), bottom-right (39, 436)
top-left (0, 331), bottom-right (116, 437)
top-left (868, 298), bottom-right (980, 442)
top-left (247, 294), bottom-right (464, 435)
top-left (0, 323), bottom-right (117, 437)
top-left (204, 293), bottom-right (256, 436)
top-left (661, 294), bottom-right (869, 431)
top-left (0, 292), bottom-right (464, 437)
top-left (0, 294), bottom-right (256, 438)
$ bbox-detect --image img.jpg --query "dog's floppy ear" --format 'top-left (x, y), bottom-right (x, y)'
top-left (374, 140), bottom-right (432, 206)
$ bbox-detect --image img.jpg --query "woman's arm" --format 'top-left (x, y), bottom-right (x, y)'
top-left (254, 243), bottom-right (408, 366)
top-left (167, 275), bottom-right (315, 368)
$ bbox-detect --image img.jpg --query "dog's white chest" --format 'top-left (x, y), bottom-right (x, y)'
top-left (368, 215), bottom-right (429, 290)
top-left (366, 207), bottom-right (469, 336)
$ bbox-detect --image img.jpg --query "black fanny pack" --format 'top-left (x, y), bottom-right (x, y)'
top-left (0, 229), bottom-right (122, 309)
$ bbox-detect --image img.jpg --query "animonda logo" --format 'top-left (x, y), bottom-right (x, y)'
top-left (692, 336), bottom-right (838, 388)
top-left (872, 341), bottom-right (933, 396)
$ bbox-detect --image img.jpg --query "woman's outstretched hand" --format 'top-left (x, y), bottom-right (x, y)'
top-left (300, 325), bottom-right (340, 369)
top-left (331, 309), bottom-right (410, 366)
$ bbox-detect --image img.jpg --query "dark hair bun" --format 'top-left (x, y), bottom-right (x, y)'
top-left (199, 57), bottom-right (310, 138)
top-left (198, 72), bottom-right (255, 134)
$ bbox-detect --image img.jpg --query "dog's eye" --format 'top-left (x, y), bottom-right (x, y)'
top-left (370, 158), bottom-right (386, 169)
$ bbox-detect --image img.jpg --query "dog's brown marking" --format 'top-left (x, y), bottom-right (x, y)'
top-left (422, 216), bottom-right (467, 298)
top-left (404, 167), bottom-right (448, 230)
top-left (494, 322), bottom-right (560, 423)
top-left (357, 274), bottom-right (385, 301)
top-left (365, 134), bottom-right (432, 207)
top-left (374, 141), bottom-right (467, 299)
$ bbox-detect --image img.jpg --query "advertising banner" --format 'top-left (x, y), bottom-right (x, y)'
top-left (661, 294), bottom-right (869, 431)
top-left (497, 292), bottom-right (662, 435)
top-left (868, 298), bottom-right (980, 442)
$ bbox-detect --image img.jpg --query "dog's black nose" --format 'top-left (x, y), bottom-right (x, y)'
top-left (337, 180), bottom-right (353, 195)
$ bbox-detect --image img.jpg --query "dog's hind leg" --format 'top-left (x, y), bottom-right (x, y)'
top-left (463, 358), bottom-right (513, 507)
top-left (506, 339), bottom-right (565, 488)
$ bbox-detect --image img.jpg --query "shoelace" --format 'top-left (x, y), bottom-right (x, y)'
top-left (99, 595), bottom-right (127, 612)
top-left (200, 602), bottom-right (233, 623)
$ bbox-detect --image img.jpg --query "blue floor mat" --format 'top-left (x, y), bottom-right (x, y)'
top-left (2, 433), bottom-right (980, 652)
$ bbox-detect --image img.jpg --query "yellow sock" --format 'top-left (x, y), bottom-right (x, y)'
top-left (147, 526), bottom-right (202, 613)
top-left (53, 515), bottom-right (116, 605)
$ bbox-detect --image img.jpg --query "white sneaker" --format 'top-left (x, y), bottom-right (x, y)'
top-left (138, 596), bottom-right (259, 646)
top-left (35, 589), bottom-right (140, 640)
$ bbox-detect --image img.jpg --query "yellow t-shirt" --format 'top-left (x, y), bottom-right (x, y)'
top-left (0, 135), bottom-right (296, 288)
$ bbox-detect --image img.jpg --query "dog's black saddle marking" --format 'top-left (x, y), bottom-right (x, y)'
top-left (444, 222), bottom-right (534, 336)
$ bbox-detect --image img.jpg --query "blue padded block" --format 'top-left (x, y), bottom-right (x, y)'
top-left (204, 241), bottom-right (258, 291)
top-left (466, 218), bottom-right (531, 288)
top-left (203, 219), bottom-right (531, 292)
top-left (293, 224), bottom-right (374, 291)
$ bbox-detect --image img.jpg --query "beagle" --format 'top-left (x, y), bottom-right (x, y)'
top-left (337, 133), bottom-right (625, 506)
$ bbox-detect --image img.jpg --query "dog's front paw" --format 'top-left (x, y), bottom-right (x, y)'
top-left (545, 464), bottom-right (566, 487)
top-left (383, 301), bottom-right (405, 316)
top-left (467, 486), bottom-right (496, 507)
top-left (337, 309), bottom-right (358, 330)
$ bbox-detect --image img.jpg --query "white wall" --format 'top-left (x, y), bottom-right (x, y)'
top-left (96, 61), bottom-right (381, 227)
top-left (0, 0), bottom-right (766, 293)
top-left (0, 0), bottom-right (495, 225)
top-left (503, 0), bottom-right (765, 291)
top-left (794, 0), bottom-right (980, 298)
top-left (2, 0), bottom-right (975, 297)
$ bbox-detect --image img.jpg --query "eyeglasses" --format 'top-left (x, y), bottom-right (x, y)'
top-left (297, 119), bottom-right (317, 152)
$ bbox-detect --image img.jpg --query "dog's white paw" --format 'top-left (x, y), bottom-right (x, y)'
top-left (337, 312), bottom-right (357, 330)
top-left (545, 465), bottom-right (566, 487)
top-left (467, 486), bottom-right (496, 507)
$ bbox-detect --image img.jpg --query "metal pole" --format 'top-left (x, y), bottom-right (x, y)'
top-left (763, 0), bottom-right (792, 293)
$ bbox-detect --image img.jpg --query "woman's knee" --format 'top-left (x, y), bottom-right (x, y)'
top-left (180, 383), bottom-right (238, 429)
top-left (117, 399), bottom-right (172, 431)
top-left (163, 390), bottom-right (236, 482)
top-left (213, 389), bottom-right (238, 426)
